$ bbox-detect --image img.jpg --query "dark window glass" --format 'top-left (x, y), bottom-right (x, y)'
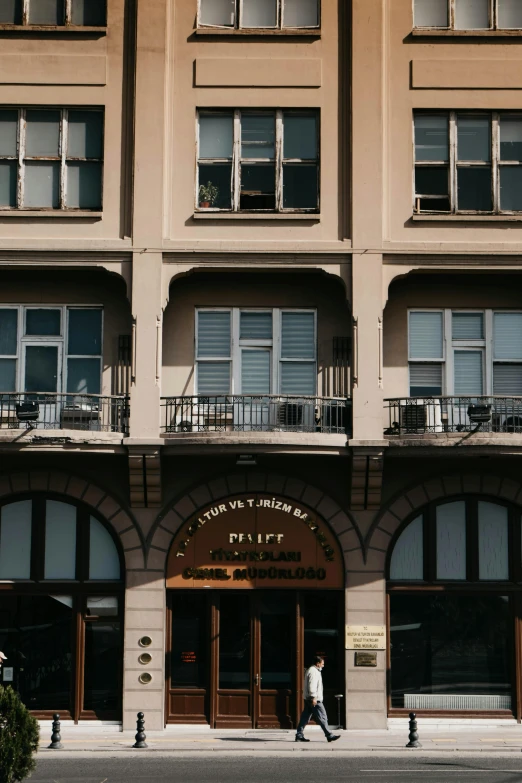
top-left (500, 117), bottom-right (522, 161)
top-left (24, 346), bottom-right (58, 393)
top-left (71, 0), bottom-right (106, 25)
top-left (283, 164), bottom-right (318, 209)
top-left (66, 162), bottom-right (102, 210)
top-left (240, 164), bottom-right (276, 210)
top-left (66, 358), bottom-right (101, 395)
top-left (219, 593), bottom-right (250, 689)
top-left (417, 197), bottom-right (451, 213)
top-left (0, 0), bottom-right (22, 23)
top-left (457, 116), bottom-right (491, 162)
top-left (198, 164), bottom-right (232, 209)
top-left (303, 592), bottom-right (341, 720)
top-left (457, 168), bottom-right (492, 211)
top-left (83, 620), bottom-right (121, 716)
top-left (415, 116), bottom-right (449, 162)
top-left (68, 309), bottom-right (102, 355)
top-left (259, 593), bottom-right (293, 690)
top-left (68, 112), bottom-right (103, 159)
top-left (500, 167), bottom-right (522, 211)
top-left (0, 309), bottom-right (17, 355)
top-left (415, 167), bottom-right (448, 196)
top-left (29, 0), bottom-right (65, 25)
top-left (26, 309), bottom-right (61, 336)
top-left (171, 593), bottom-right (208, 688)
top-left (390, 593), bottom-right (512, 710)
top-left (0, 161), bottom-right (17, 208)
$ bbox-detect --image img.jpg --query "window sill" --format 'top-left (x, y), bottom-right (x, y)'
top-left (412, 28), bottom-right (522, 37)
top-left (0, 25), bottom-right (107, 33)
top-left (193, 212), bottom-right (320, 221)
top-left (195, 27), bottom-right (321, 37)
top-left (412, 214), bottom-right (522, 222)
top-left (0, 210), bottom-right (102, 219)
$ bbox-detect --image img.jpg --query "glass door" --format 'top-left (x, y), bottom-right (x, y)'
top-left (255, 592), bottom-right (295, 728)
top-left (22, 342), bottom-right (62, 427)
top-left (216, 593), bottom-right (252, 727)
top-left (453, 348), bottom-right (485, 430)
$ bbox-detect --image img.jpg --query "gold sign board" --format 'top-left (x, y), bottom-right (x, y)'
top-left (345, 625), bottom-right (386, 650)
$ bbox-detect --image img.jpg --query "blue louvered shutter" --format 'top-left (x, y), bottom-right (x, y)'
top-left (196, 311), bottom-right (231, 394)
top-left (280, 312), bottom-right (316, 395)
top-left (454, 351), bottom-right (483, 395)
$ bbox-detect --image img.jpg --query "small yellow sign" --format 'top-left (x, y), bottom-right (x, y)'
top-left (345, 625), bottom-right (386, 650)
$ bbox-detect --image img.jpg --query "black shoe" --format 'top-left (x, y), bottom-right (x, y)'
top-left (295, 736), bottom-right (310, 742)
top-left (327, 734), bottom-right (341, 743)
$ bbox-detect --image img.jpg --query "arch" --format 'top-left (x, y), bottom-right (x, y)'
top-left (0, 470), bottom-right (145, 572)
top-left (148, 473), bottom-right (362, 576)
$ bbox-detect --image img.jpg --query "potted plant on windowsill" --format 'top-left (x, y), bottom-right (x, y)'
top-left (198, 182), bottom-right (219, 209)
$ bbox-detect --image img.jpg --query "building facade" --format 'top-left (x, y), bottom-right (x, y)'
top-left (1, 0), bottom-right (522, 731)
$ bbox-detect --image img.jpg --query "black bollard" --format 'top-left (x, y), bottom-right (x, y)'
top-left (405, 711), bottom-right (421, 748)
top-left (133, 711), bottom-right (148, 748)
top-left (48, 713), bottom-right (63, 749)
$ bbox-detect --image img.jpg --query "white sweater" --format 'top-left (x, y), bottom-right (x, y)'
top-left (303, 665), bottom-right (323, 701)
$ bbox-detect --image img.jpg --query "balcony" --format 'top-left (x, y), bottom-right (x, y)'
top-left (160, 395), bottom-right (351, 442)
top-left (384, 396), bottom-right (522, 438)
top-left (0, 393), bottom-right (130, 436)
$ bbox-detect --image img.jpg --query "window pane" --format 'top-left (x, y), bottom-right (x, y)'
top-left (198, 164), bottom-right (232, 209)
top-left (409, 363), bottom-right (442, 396)
top-left (452, 312), bottom-right (484, 340)
top-left (0, 110), bottom-right (18, 156)
top-left (25, 111), bottom-right (60, 157)
top-left (240, 312), bottom-right (272, 340)
top-left (0, 0), bottom-right (22, 23)
top-left (280, 362), bottom-right (316, 395)
top-left (436, 502), bottom-right (466, 580)
top-left (493, 364), bottom-right (522, 395)
top-left (171, 593), bottom-right (208, 688)
top-left (390, 516), bottom-right (423, 580)
top-left (44, 500), bottom-right (76, 579)
top-left (24, 346), bottom-right (58, 393)
top-left (67, 358), bottom-right (101, 394)
top-left (478, 502), bottom-right (509, 580)
top-left (390, 594), bottom-right (512, 709)
top-left (414, 0), bottom-right (448, 26)
top-left (241, 115), bottom-right (275, 159)
top-left (242, 0), bottom-right (277, 27)
top-left (89, 516), bottom-right (120, 579)
top-left (409, 312), bottom-right (443, 359)
top-left (500, 167), bottom-right (522, 211)
top-left (86, 596), bottom-right (118, 616)
top-left (455, 0), bottom-right (490, 28)
top-left (283, 164), bottom-right (318, 209)
top-left (283, 0), bottom-right (318, 27)
top-left (0, 161), bottom-right (16, 207)
top-left (494, 313), bottom-right (522, 359)
top-left (24, 162), bottom-right (60, 208)
top-left (500, 116), bottom-right (522, 160)
top-left (197, 362), bottom-right (231, 395)
top-left (281, 312), bottom-right (315, 358)
top-left (66, 162), bottom-right (102, 209)
top-left (68, 309), bottom-right (102, 355)
top-left (241, 350), bottom-right (271, 394)
top-left (284, 115), bottom-right (317, 159)
top-left (68, 111), bottom-right (103, 159)
top-left (0, 310), bottom-right (17, 355)
top-left (199, 114), bottom-right (233, 159)
top-left (198, 312), bottom-right (231, 358)
top-left (498, 0), bottom-right (522, 27)
top-left (457, 116), bottom-right (490, 161)
top-left (219, 594), bottom-right (250, 688)
top-left (26, 309), bottom-right (60, 336)
top-left (0, 500), bottom-right (31, 579)
top-left (415, 167), bottom-right (449, 196)
top-left (200, 0), bottom-right (235, 26)
top-left (83, 619), bottom-right (121, 713)
top-left (0, 359), bottom-right (16, 391)
top-left (71, 0), bottom-right (106, 25)
top-left (415, 116), bottom-right (449, 162)
top-left (454, 350), bottom-right (483, 395)
top-left (240, 164), bottom-right (275, 210)
top-left (457, 168), bottom-right (492, 211)
top-left (29, 0), bottom-right (64, 24)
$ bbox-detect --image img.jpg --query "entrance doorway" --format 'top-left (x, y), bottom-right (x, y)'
top-left (166, 590), bottom-right (344, 728)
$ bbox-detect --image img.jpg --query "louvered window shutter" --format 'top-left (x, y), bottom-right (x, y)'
top-left (241, 350), bottom-right (271, 394)
top-left (493, 364), bottom-right (522, 395)
top-left (494, 313), bottom-right (522, 360)
top-left (454, 351), bottom-right (483, 395)
top-left (409, 312), bottom-right (443, 359)
top-left (196, 311), bottom-right (231, 395)
top-left (409, 364), bottom-right (442, 396)
top-left (280, 312), bottom-right (316, 395)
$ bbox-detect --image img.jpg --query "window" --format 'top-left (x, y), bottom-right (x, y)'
top-left (195, 308), bottom-right (316, 395)
top-left (0, 305), bottom-right (103, 394)
top-left (408, 309), bottom-right (522, 396)
top-left (197, 110), bottom-right (319, 213)
top-left (414, 112), bottom-right (522, 215)
top-left (414, 0), bottom-right (522, 30)
top-left (198, 0), bottom-right (319, 30)
top-left (0, 109), bottom-right (103, 211)
top-left (0, 0), bottom-right (106, 26)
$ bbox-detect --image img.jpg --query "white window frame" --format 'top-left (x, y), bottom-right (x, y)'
top-left (197, 0), bottom-right (321, 30)
top-left (0, 305), bottom-right (103, 394)
top-left (413, 111), bottom-right (522, 215)
top-left (1, 0), bottom-right (107, 27)
top-left (195, 307), bottom-right (317, 395)
top-left (413, 0), bottom-right (522, 31)
top-left (196, 109), bottom-right (320, 213)
top-left (0, 107), bottom-right (104, 211)
top-left (408, 308), bottom-right (522, 395)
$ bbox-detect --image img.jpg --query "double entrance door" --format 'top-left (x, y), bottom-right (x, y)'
top-left (166, 590), bottom-right (343, 729)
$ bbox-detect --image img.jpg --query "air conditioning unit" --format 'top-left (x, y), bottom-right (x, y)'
top-left (399, 400), bottom-right (442, 434)
top-left (492, 411), bottom-right (522, 433)
top-left (275, 401), bottom-right (316, 432)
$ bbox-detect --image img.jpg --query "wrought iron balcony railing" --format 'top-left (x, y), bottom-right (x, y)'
top-left (385, 396), bottom-right (522, 436)
top-left (161, 395), bottom-right (351, 435)
top-left (0, 393), bottom-right (130, 434)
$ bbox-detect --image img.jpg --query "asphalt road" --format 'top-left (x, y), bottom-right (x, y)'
top-left (30, 755), bottom-right (522, 783)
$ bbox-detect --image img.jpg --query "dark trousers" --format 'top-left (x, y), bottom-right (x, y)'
top-left (296, 699), bottom-right (331, 738)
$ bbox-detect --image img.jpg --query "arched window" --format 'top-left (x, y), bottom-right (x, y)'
top-left (0, 495), bottom-right (124, 722)
top-left (388, 497), bottom-right (517, 715)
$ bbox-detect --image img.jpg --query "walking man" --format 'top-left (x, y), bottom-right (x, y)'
top-left (295, 655), bottom-right (340, 743)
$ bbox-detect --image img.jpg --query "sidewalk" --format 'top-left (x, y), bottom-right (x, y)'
top-left (35, 724), bottom-right (522, 755)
